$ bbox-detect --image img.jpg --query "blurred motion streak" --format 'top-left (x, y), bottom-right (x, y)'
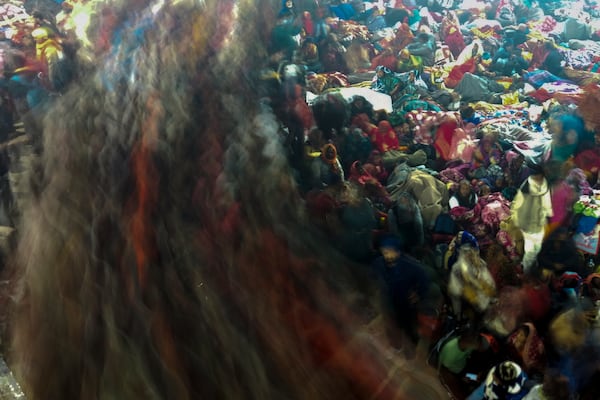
top-left (5, 0), bottom-right (448, 399)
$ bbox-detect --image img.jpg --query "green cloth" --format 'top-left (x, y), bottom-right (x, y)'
top-left (397, 55), bottom-right (423, 75)
top-left (438, 337), bottom-right (473, 374)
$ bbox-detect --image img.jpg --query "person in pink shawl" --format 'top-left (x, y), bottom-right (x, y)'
top-left (548, 168), bottom-right (591, 235)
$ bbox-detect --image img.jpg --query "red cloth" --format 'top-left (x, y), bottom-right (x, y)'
top-left (370, 53), bottom-right (397, 71)
top-left (575, 148), bottom-right (600, 176)
top-left (444, 29), bottom-right (466, 59)
top-left (372, 121), bottom-right (400, 153)
top-left (523, 282), bottom-right (551, 322)
top-left (445, 58), bottom-right (476, 89)
top-left (302, 11), bottom-right (314, 36)
top-left (433, 118), bottom-right (459, 161)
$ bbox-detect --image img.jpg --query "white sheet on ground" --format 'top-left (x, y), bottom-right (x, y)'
top-left (306, 87), bottom-right (393, 113)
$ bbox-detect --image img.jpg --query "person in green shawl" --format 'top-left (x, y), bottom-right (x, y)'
top-left (396, 48), bottom-right (423, 75)
top-left (371, 65), bottom-right (402, 100)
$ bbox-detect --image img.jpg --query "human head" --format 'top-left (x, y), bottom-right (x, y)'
top-left (458, 180), bottom-right (471, 197)
top-left (378, 120), bottom-right (392, 133)
top-left (526, 161), bottom-right (544, 177)
top-left (510, 324), bottom-right (530, 351)
top-left (378, 235), bottom-right (403, 265)
top-left (506, 151), bottom-right (524, 169)
top-left (352, 95), bottom-right (365, 107)
top-left (559, 114), bottom-right (584, 146)
top-left (459, 330), bottom-right (486, 351)
top-left (375, 65), bottom-right (389, 78)
top-left (480, 183), bottom-right (491, 196)
top-left (488, 361), bottom-right (525, 395)
top-left (481, 133), bottom-right (496, 151)
top-left (369, 149), bottom-right (382, 164)
top-left (62, 1), bottom-right (74, 12)
top-left (583, 273), bottom-right (600, 301)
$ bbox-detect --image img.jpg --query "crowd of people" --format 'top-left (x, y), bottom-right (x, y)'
top-left (266, 0), bottom-right (600, 399)
top-left (1, 0), bottom-right (600, 399)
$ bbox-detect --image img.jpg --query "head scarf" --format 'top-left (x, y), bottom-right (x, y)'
top-left (375, 65), bottom-right (391, 75)
top-left (445, 231), bottom-right (479, 269)
top-left (484, 361), bottom-right (527, 399)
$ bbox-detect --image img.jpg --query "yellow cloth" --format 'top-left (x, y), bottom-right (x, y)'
top-left (501, 91), bottom-right (520, 106)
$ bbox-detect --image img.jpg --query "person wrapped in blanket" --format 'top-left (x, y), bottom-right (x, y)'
top-left (396, 48), bottom-right (423, 75)
top-left (405, 31), bottom-right (436, 67)
top-left (438, 330), bottom-right (490, 400)
top-left (446, 231), bottom-right (496, 323)
top-left (490, 39), bottom-right (529, 77)
top-left (510, 162), bottom-right (553, 273)
top-left (371, 65), bottom-right (402, 100)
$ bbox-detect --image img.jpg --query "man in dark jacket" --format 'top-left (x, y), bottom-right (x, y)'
top-left (371, 235), bottom-right (430, 356)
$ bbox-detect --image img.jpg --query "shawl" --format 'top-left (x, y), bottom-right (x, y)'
top-left (371, 66), bottom-right (401, 97)
top-left (396, 53), bottom-right (423, 74)
top-left (433, 115), bottom-right (460, 162)
top-left (448, 245), bottom-right (496, 313)
top-left (372, 120), bottom-right (400, 153)
top-left (445, 58), bottom-right (477, 89)
top-left (444, 230), bottom-right (479, 270)
top-left (507, 322), bottom-right (546, 374)
top-left (511, 177), bottom-right (553, 234)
